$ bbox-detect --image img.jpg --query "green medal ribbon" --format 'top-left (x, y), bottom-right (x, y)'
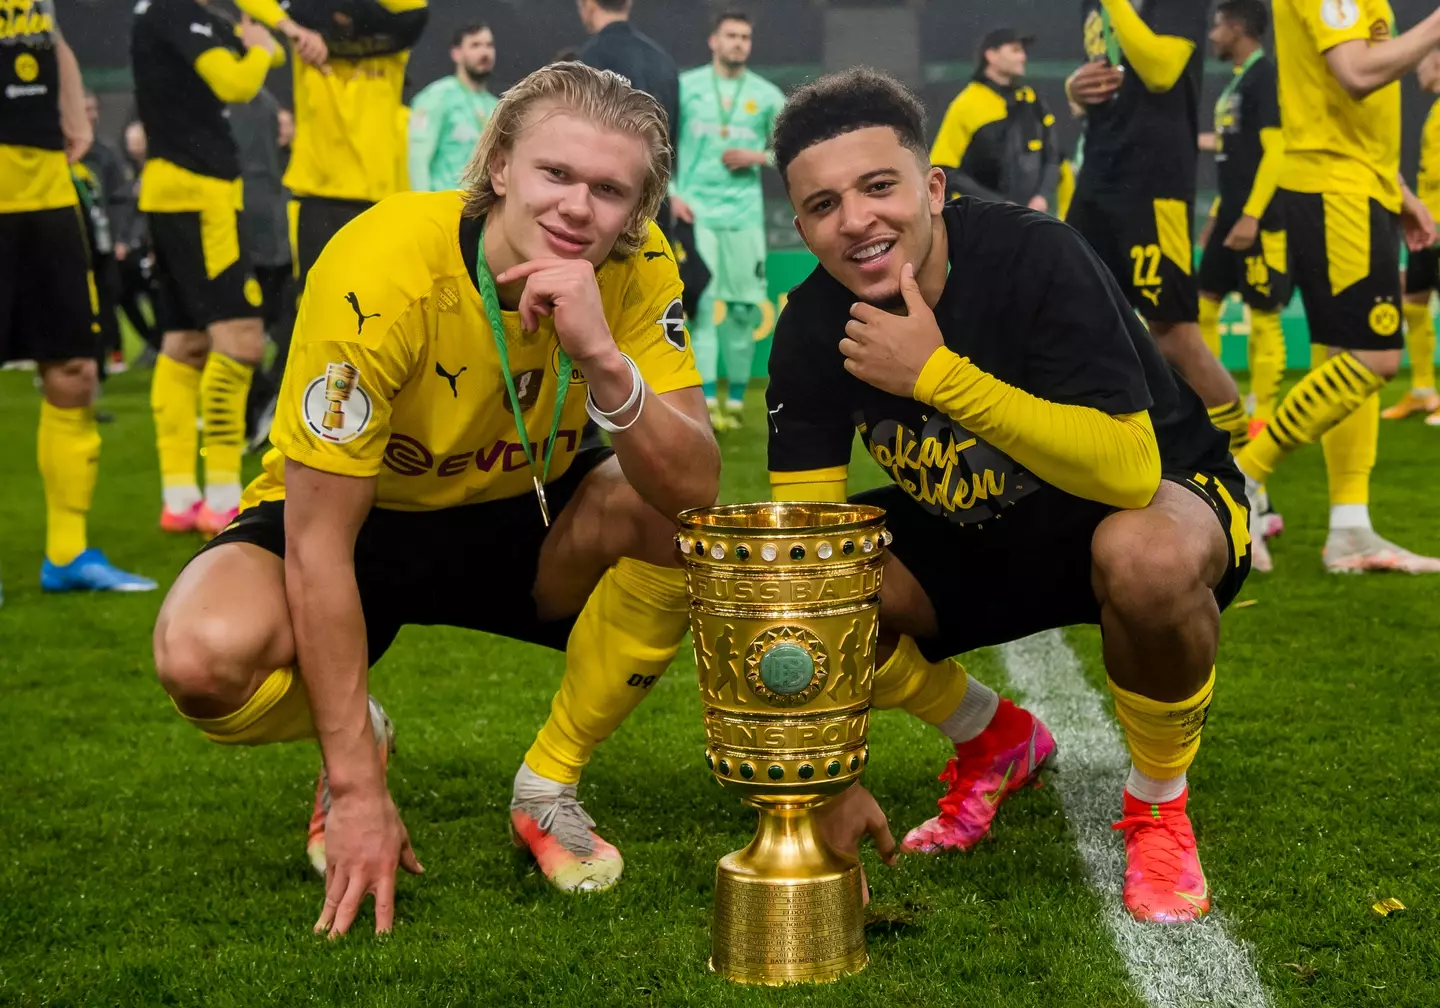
top-left (1100, 8), bottom-right (1122, 67)
top-left (712, 67), bottom-right (747, 139)
top-left (1214, 48), bottom-right (1265, 141)
top-left (474, 221), bottom-right (573, 526)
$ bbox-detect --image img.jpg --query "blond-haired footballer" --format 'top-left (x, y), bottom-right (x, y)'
top-left (153, 63), bottom-right (718, 935)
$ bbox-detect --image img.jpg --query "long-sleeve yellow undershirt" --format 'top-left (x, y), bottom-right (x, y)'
top-left (770, 466), bottom-right (849, 503)
top-left (1099, 0), bottom-right (1195, 94)
top-left (912, 348), bottom-right (1161, 510)
top-left (194, 45), bottom-right (277, 105)
top-left (1242, 126), bottom-right (1285, 220)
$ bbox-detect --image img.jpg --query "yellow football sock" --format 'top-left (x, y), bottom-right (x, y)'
top-left (524, 559), bottom-right (690, 784)
top-left (1207, 400), bottom-right (1251, 454)
top-left (1234, 351), bottom-right (1384, 484)
top-left (1322, 391), bottom-right (1379, 507)
top-left (1403, 301), bottom-right (1436, 391)
top-left (1198, 296), bottom-right (1223, 359)
top-left (1108, 668), bottom-right (1214, 780)
top-left (179, 667), bottom-right (316, 745)
top-left (37, 400), bottom-right (99, 566)
top-left (871, 634), bottom-right (970, 725)
top-left (199, 352), bottom-right (253, 507)
top-left (151, 353), bottom-right (201, 499)
top-left (1248, 309), bottom-right (1286, 422)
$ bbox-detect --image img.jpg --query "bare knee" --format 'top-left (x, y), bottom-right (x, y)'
top-left (161, 330), bottom-right (209, 369)
top-left (209, 317), bottom-right (265, 366)
top-left (1348, 347), bottom-right (1401, 381)
top-left (39, 358), bottom-right (98, 408)
top-left (1092, 518), bottom-right (1212, 621)
top-left (154, 610), bottom-right (279, 712)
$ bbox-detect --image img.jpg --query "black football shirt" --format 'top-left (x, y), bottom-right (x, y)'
top-left (1214, 54), bottom-right (1280, 221)
top-left (767, 199), bottom-right (1233, 543)
top-left (1076, 0), bottom-right (1207, 202)
top-left (131, 0), bottom-right (248, 180)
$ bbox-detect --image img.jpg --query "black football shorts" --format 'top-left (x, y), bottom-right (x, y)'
top-left (855, 470), bottom-right (1251, 664)
top-left (149, 206), bottom-right (264, 331)
top-left (192, 445), bottom-right (614, 665)
top-left (0, 205), bottom-right (99, 364)
top-left (1197, 204), bottom-right (1293, 312)
top-left (1279, 189), bottom-right (1402, 351)
top-left (1067, 193), bottom-right (1199, 325)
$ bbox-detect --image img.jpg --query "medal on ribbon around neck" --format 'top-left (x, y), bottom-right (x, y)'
top-left (473, 220), bottom-right (573, 526)
top-left (713, 67), bottom-right (746, 141)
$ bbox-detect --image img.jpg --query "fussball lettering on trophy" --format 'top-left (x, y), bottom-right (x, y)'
top-left (678, 502), bottom-right (889, 986)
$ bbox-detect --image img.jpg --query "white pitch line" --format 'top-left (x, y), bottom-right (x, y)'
top-left (1000, 631), bottom-right (1270, 1008)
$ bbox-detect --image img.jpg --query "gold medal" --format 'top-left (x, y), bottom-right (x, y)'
top-left (533, 476), bottom-right (552, 527)
top-left (720, 126), bottom-right (729, 139)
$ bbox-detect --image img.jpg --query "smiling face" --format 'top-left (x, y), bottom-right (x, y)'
top-left (488, 104), bottom-right (650, 268)
top-left (787, 126), bottom-right (945, 305)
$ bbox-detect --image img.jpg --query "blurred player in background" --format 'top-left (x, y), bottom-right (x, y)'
top-left (2, 0), bottom-right (154, 592)
top-left (670, 10), bottom-right (783, 430)
top-left (408, 23), bottom-right (498, 192)
top-left (1066, 0), bottom-right (1253, 457)
top-left (1234, 0), bottom-right (1440, 573)
top-left (930, 26), bottom-right (1058, 211)
top-left (152, 65), bottom-right (718, 929)
top-left (577, 0), bottom-right (680, 173)
top-left (131, 0), bottom-right (301, 538)
top-left (1384, 49), bottom-right (1440, 424)
top-left (1197, 0), bottom-right (1289, 438)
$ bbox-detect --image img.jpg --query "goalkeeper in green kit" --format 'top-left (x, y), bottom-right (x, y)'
top-left (670, 9), bottom-right (784, 430)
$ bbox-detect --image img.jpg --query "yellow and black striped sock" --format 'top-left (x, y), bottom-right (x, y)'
top-left (151, 353), bottom-right (201, 510)
top-left (1207, 400), bottom-right (1251, 454)
top-left (37, 401), bottom-right (100, 566)
top-left (1234, 351), bottom-right (1384, 485)
top-left (1198, 296), bottom-right (1223, 359)
top-left (199, 351), bottom-right (253, 513)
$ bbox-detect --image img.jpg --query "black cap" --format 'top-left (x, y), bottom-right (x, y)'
top-left (976, 26), bottom-right (1035, 62)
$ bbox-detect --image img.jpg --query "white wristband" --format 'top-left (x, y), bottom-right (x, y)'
top-left (586, 353), bottom-right (646, 432)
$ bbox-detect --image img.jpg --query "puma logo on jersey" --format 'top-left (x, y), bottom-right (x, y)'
top-left (1141, 289), bottom-right (1161, 307)
top-left (345, 292), bottom-right (381, 334)
top-left (643, 249), bottom-right (671, 261)
top-left (435, 362), bottom-right (467, 397)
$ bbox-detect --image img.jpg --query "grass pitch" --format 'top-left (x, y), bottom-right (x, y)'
top-left (1, 368), bottom-right (1437, 1007)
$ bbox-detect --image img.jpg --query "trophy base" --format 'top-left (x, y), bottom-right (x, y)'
top-left (710, 803), bottom-right (868, 985)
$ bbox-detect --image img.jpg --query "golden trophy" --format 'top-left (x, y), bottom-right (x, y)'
top-left (677, 502), bottom-right (888, 985)
top-left (322, 362), bottom-right (359, 430)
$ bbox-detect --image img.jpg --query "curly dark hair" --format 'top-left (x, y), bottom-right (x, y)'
top-left (772, 68), bottom-right (928, 184)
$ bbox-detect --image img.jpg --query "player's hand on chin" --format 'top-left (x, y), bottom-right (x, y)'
top-left (314, 789), bottom-right (423, 938)
top-left (841, 262), bottom-right (944, 398)
top-left (495, 257), bottom-right (615, 365)
top-left (816, 782), bottom-right (899, 906)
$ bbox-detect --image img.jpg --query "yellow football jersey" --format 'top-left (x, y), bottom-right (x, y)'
top-left (283, 55), bottom-right (410, 203)
top-left (243, 191), bottom-right (701, 512)
top-left (1418, 97), bottom-right (1440, 220)
top-left (1273, 0), bottom-right (1401, 211)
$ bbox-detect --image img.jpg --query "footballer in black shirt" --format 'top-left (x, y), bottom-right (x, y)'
top-left (131, 0), bottom-right (320, 539)
top-left (1197, 1), bottom-right (1290, 432)
top-left (1065, 0), bottom-right (1252, 455)
top-left (767, 69), bottom-right (1250, 924)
